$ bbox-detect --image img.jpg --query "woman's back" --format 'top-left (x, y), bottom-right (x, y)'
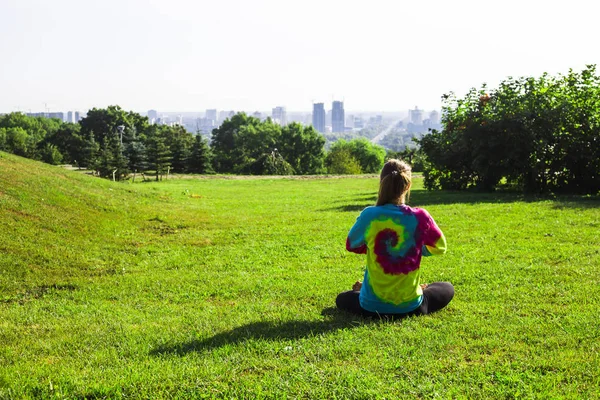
top-left (347, 203), bottom-right (446, 312)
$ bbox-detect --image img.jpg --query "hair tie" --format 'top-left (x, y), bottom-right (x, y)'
top-left (391, 170), bottom-right (398, 176)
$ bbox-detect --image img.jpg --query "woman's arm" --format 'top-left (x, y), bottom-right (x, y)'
top-left (422, 212), bottom-right (447, 256)
top-left (346, 211), bottom-right (368, 254)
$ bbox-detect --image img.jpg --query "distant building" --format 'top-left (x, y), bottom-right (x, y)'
top-left (332, 101), bottom-right (345, 133)
top-left (312, 103), bottom-right (326, 133)
top-left (49, 112), bottom-right (64, 121)
top-left (205, 109), bottom-right (217, 121)
top-left (148, 109), bottom-right (158, 124)
top-left (354, 116), bottom-right (365, 129)
top-left (252, 111), bottom-right (262, 120)
top-left (304, 113), bottom-right (313, 126)
top-left (75, 111), bottom-right (81, 122)
top-left (423, 110), bottom-right (442, 132)
top-left (429, 110), bottom-right (440, 125)
top-left (409, 106), bottom-right (423, 126)
top-left (218, 111), bottom-right (229, 124)
top-left (272, 106), bottom-right (287, 126)
top-left (197, 117), bottom-right (216, 135)
top-left (27, 112), bottom-right (64, 121)
top-left (67, 111), bottom-right (75, 123)
top-left (346, 114), bottom-right (355, 129)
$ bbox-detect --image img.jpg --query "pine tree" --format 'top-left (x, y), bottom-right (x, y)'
top-left (97, 133), bottom-right (129, 180)
top-left (80, 130), bottom-right (100, 171)
top-left (188, 134), bottom-right (214, 174)
top-left (146, 132), bottom-right (171, 181)
top-left (125, 129), bottom-right (147, 182)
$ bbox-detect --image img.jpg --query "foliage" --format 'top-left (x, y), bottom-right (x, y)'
top-left (79, 130), bottom-right (100, 170)
top-left (125, 132), bottom-right (148, 177)
top-left (39, 143), bottom-right (63, 165)
top-left (210, 114), bottom-right (326, 175)
top-left (235, 118), bottom-right (281, 174)
top-left (146, 126), bottom-right (172, 181)
top-left (278, 123), bottom-right (326, 174)
top-left (3, 127), bottom-right (30, 157)
top-left (187, 134), bottom-right (214, 174)
top-left (164, 125), bottom-right (194, 173)
top-left (419, 65), bottom-right (600, 194)
top-left (249, 149), bottom-right (295, 175)
top-left (43, 123), bottom-right (83, 164)
top-left (385, 145), bottom-right (426, 172)
top-left (96, 133), bottom-right (129, 180)
top-left (79, 105), bottom-right (148, 147)
top-left (327, 138), bottom-right (385, 174)
top-left (210, 113), bottom-right (262, 173)
top-left (325, 147), bottom-right (363, 174)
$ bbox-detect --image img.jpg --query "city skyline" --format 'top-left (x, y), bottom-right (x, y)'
top-left (1, 0), bottom-right (598, 113)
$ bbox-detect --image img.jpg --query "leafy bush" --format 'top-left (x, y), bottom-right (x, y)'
top-left (419, 65), bottom-right (600, 194)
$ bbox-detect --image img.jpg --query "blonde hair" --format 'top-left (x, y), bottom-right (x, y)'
top-left (376, 159), bottom-right (412, 206)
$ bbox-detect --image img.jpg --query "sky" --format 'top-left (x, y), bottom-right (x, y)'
top-left (1, 0), bottom-right (598, 114)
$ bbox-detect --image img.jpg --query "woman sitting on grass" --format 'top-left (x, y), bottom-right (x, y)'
top-left (336, 159), bottom-right (454, 318)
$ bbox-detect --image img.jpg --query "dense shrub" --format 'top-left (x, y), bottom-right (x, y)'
top-left (419, 66), bottom-right (600, 194)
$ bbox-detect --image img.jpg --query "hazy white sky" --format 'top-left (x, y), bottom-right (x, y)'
top-left (1, 0), bottom-right (598, 113)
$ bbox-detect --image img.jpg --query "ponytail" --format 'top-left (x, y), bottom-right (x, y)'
top-left (376, 159), bottom-right (412, 206)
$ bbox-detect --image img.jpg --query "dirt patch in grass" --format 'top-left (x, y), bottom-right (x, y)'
top-left (1, 283), bottom-right (78, 305)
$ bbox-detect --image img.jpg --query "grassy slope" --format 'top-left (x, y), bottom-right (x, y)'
top-left (0, 151), bottom-right (599, 399)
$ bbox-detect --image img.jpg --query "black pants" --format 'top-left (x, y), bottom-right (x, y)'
top-left (336, 282), bottom-right (454, 319)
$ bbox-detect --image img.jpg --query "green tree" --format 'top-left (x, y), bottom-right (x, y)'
top-left (5, 127), bottom-right (29, 157)
top-left (44, 123), bottom-right (83, 164)
top-left (278, 123), bottom-right (326, 174)
top-left (97, 133), bottom-right (129, 180)
top-left (419, 65), bottom-right (600, 194)
top-left (164, 125), bottom-right (194, 173)
top-left (146, 127), bottom-right (172, 181)
top-left (0, 127), bottom-right (7, 151)
top-left (325, 147), bottom-right (363, 174)
top-left (40, 143), bottom-right (64, 165)
top-left (79, 106), bottom-right (148, 147)
top-left (235, 119), bottom-right (281, 174)
top-left (246, 149), bottom-right (295, 175)
top-left (79, 131), bottom-right (100, 170)
top-left (347, 138), bottom-right (386, 173)
top-left (210, 113), bottom-right (262, 173)
top-left (187, 134), bottom-right (214, 174)
top-left (125, 130), bottom-right (147, 182)
top-left (327, 138), bottom-right (385, 174)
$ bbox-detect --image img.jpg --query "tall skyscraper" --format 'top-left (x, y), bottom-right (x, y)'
top-left (312, 103), bottom-right (326, 133)
top-left (272, 106), bottom-right (287, 126)
top-left (332, 101), bottom-right (345, 133)
top-left (67, 111), bottom-right (74, 123)
top-left (75, 111), bottom-right (81, 122)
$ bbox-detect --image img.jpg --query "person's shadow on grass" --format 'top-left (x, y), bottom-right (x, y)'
top-left (150, 307), bottom-right (375, 356)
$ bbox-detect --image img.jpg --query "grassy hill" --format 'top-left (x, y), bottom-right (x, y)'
top-left (1, 151), bottom-right (598, 398)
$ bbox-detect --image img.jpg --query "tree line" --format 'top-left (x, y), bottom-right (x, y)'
top-left (0, 106), bottom-right (388, 179)
top-left (418, 65), bottom-right (600, 194)
top-left (5, 65), bottom-right (595, 194)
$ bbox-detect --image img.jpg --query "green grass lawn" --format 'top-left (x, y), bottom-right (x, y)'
top-left (1, 151), bottom-right (599, 399)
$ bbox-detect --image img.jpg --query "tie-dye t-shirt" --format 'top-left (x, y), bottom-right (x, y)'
top-left (346, 203), bottom-right (447, 314)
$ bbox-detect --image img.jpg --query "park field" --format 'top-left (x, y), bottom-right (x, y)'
top-left (0, 151), bottom-right (599, 399)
